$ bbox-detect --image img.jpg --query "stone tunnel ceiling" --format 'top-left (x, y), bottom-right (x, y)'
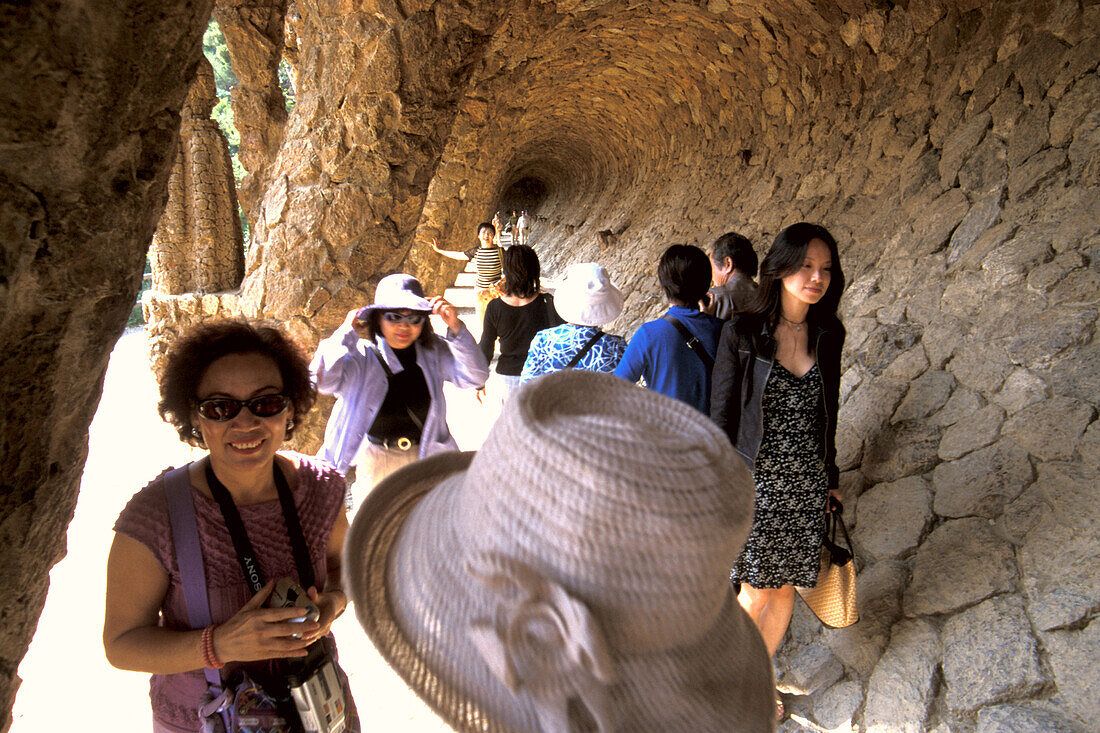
top-left (2, 0), bottom-right (1099, 730)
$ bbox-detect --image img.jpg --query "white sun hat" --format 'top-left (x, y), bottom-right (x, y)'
top-left (551, 263), bottom-right (624, 327)
top-left (344, 370), bottom-right (774, 732)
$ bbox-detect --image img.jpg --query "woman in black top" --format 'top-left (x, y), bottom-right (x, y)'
top-left (478, 245), bottom-right (563, 404)
top-left (710, 223), bottom-right (846, 708)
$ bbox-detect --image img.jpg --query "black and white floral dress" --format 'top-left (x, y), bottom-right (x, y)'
top-left (731, 362), bottom-right (827, 589)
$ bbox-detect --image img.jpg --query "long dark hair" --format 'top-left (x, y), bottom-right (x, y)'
top-left (500, 245), bottom-right (541, 298)
top-left (750, 222), bottom-right (845, 329)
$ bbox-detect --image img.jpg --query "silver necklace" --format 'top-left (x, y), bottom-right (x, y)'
top-left (780, 314), bottom-right (806, 332)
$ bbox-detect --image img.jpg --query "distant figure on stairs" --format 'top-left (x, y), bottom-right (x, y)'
top-left (433, 219), bottom-right (504, 322)
top-left (516, 210), bottom-right (532, 246)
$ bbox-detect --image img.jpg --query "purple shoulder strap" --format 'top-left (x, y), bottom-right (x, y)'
top-left (163, 465), bottom-right (223, 689)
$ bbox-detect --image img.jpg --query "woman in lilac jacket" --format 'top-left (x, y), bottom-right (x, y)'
top-left (311, 274), bottom-right (489, 509)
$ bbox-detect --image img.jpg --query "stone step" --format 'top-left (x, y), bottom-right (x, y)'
top-left (455, 271), bottom-right (477, 287)
top-left (444, 286), bottom-right (476, 309)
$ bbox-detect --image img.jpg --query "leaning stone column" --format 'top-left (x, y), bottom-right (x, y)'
top-left (149, 57), bottom-right (244, 294)
top-left (145, 56), bottom-right (244, 366)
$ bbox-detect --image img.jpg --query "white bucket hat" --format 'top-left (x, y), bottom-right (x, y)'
top-left (552, 263), bottom-right (624, 327)
top-left (344, 370), bottom-right (774, 732)
top-left (356, 273), bottom-right (433, 320)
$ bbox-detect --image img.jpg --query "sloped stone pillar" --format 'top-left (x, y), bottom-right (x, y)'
top-left (149, 57), bottom-right (244, 295)
top-left (145, 57), bottom-right (246, 367)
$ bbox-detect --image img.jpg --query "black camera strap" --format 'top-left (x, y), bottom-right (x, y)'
top-left (204, 459), bottom-right (315, 593)
top-left (661, 314), bottom-right (715, 370)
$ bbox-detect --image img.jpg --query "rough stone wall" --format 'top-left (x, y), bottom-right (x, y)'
top-left (149, 57), bottom-right (245, 295)
top-left (0, 1), bottom-right (215, 727)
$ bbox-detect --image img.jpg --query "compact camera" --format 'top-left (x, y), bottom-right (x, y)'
top-left (267, 578), bottom-right (347, 733)
top-left (270, 577), bottom-right (321, 632)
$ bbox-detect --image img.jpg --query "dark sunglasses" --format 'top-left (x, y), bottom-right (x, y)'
top-left (195, 394), bottom-right (290, 421)
top-left (382, 311), bottom-right (428, 325)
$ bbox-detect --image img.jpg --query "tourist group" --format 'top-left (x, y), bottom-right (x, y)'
top-left (103, 218), bottom-right (845, 731)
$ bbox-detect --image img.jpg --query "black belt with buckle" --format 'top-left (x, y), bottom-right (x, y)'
top-left (367, 435), bottom-right (417, 451)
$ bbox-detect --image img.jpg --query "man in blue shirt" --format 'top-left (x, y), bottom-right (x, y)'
top-left (614, 245), bottom-right (723, 413)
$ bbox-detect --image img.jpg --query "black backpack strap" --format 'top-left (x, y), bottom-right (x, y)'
top-left (662, 314), bottom-right (714, 370)
top-left (565, 329), bottom-right (605, 369)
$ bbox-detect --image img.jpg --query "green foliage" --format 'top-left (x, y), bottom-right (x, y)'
top-left (127, 264), bottom-right (153, 327)
top-left (279, 58), bottom-right (297, 113)
top-left (203, 20), bottom-right (237, 92)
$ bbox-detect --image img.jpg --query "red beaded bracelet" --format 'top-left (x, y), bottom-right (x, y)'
top-left (201, 625), bottom-right (224, 670)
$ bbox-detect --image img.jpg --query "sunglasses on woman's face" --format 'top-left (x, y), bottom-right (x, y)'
top-left (382, 311), bottom-right (428, 326)
top-left (195, 394), bottom-right (290, 421)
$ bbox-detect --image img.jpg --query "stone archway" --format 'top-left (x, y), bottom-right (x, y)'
top-left (2, 0), bottom-right (1098, 729)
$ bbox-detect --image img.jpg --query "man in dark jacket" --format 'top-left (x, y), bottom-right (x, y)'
top-left (707, 231), bottom-right (758, 320)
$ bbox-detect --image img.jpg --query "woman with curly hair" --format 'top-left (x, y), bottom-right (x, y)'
top-left (104, 320), bottom-right (357, 732)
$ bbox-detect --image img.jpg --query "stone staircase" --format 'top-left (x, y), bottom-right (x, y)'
top-left (441, 260), bottom-right (482, 339)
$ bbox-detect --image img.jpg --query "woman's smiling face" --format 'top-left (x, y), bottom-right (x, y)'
top-left (192, 352), bottom-right (289, 477)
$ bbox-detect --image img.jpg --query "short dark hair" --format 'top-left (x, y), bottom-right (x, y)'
top-left (158, 320), bottom-right (316, 446)
top-left (500, 245), bottom-right (541, 298)
top-left (711, 232), bottom-right (758, 278)
top-left (658, 244), bottom-right (712, 305)
top-left (477, 221), bottom-right (496, 237)
top-left (363, 309), bottom-right (437, 347)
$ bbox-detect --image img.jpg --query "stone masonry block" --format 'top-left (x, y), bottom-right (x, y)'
top-left (977, 704), bottom-right (1079, 733)
top-left (1002, 462), bottom-right (1100, 631)
top-left (938, 403), bottom-right (1004, 460)
top-left (904, 518), bottom-right (1017, 617)
top-left (942, 595), bottom-right (1047, 713)
top-left (1001, 396), bottom-right (1095, 462)
top-left (1040, 617), bottom-right (1100, 725)
top-left (855, 477), bottom-right (933, 560)
top-left (932, 440), bottom-right (1033, 518)
top-left (864, 619), bottom-right (940, 733)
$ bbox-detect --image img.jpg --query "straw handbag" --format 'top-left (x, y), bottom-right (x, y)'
top-left (797, 499), bottom-right (859, 628)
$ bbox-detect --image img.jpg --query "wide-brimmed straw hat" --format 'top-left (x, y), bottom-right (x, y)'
top-left (552, 263), bottom-right (624, 327)
top-left (356, 273), bottom-right (433, 320)
top-left (344, 370), bottom-right (774, 732)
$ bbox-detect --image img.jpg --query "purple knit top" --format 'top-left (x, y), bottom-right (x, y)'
top-left (113, 453), bottom-right (345, 732)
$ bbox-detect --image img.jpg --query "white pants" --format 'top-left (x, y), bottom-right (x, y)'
top-left (348, 441), bottom-right (420, 513)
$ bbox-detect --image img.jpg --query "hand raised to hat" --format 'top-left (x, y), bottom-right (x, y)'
top-left (430, 296), bottom-right (461, 334)
top-left (344, 308), bottom-right (370, 340)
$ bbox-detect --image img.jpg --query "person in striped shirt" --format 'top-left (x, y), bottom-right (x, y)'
top-left (433, 220), bottom-right (503, 321)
